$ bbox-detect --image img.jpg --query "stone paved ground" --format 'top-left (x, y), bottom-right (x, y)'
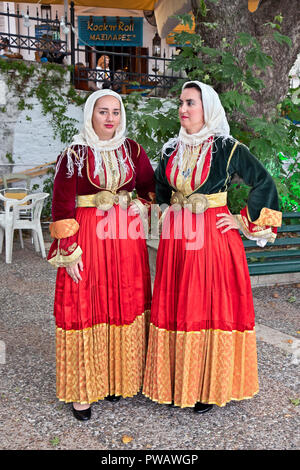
top-left (0, 239), bottom-right (299, 451)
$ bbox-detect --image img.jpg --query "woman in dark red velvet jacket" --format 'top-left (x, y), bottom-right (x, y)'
top-left (47, 89), bottom-right (155, 421)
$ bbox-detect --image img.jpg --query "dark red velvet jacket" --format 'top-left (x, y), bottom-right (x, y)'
top-left (52, 138), bottom-right (155, 222)
top-left (48, 139), bottom-right (155, 262)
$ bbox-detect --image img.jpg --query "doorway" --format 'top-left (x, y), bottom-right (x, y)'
top-left (87, 45), bottom-right (149, 84)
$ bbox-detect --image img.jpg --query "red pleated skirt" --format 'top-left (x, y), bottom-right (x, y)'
top-left (143, 205), bottom-right (259, 408)
top-left (54, 206), bottom-right (152, 404)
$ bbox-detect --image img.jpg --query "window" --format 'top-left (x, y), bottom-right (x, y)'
top-left (41, 5), bottom-right (51, 21)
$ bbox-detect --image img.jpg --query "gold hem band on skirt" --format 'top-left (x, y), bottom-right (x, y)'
top-left (56, 311), bottom-right (150, 404)
top-left (142, 323), bottom-right (259, 408)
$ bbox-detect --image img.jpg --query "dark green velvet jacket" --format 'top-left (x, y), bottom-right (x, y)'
top-left (155, 137), bottom-right (279, 222)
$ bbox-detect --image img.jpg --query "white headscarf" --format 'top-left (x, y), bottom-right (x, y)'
top-left (71, 89), bottom-right (126, 151)
top-left (56, 89), bottom-right (129, 178)
top-left (179, 81), bottom-right (230, 145)
top-left (162, 81), bottom-right (232, 166)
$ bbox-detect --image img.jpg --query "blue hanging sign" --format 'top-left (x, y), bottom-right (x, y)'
top-left (78, 16), bottom-right (143, 47)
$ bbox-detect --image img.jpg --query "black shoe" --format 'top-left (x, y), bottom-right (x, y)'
top-left (72, 404), bottom-right (91, 421)
top-left (105, 395), bottom-right (121, 402)
top-left (194, 402), bottom-right (213, 414)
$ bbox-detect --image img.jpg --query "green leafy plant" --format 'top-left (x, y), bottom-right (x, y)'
top-left (0, 59), bottom-right (87, 145)
top-left (227, 183), bottom-right (250, 215)
top-left (49, 436), bottom-right (60, 447)
top-left (5, 152), bottom-right (14, 164)
top-left (0, 59), bottom-right (88, 219)
top-left (124, 93), bottom-right (179, 160)
top-left (124, 13), bottom-right (299, 213)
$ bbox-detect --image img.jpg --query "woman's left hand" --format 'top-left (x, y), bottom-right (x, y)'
top-left (216, 212), bottom-right (239, 233)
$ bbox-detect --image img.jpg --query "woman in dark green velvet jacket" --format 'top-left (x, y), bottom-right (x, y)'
top-left (143, 80), bottom-right (282, 413)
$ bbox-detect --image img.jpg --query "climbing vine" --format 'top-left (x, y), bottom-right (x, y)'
top-left (0, 58), bottom-right (87, 144)
top-left (0, 58), bottom-right (90, 219)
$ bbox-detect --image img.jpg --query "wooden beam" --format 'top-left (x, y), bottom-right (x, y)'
top-left (0, 161), bottom-right (56, 185)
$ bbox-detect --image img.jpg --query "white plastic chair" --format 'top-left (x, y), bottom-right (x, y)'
top-left (0, 192), bottom-right (49, 263)
top-left (2, 173), bottom-right (31, 191)
top-left (0, 188), bottom-right (33, 250)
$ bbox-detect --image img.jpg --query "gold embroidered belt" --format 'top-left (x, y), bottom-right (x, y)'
top-left (77, 190), bottom-right (132, 211)
top-left (170, 191), bottom-right (227, 214)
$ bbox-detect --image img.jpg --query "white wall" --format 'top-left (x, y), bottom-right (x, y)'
top-left (0, 70), bottom-right (84, 189)
top-left (13, 99), bottom-right (83, 170)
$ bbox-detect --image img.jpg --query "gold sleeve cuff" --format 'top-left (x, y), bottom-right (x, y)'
top-left (49, 219), bottom-right (80, 239)
top-left (48, 244), bottom-right (83, 268)
top-left (247, 207), bottom-right (282, 227)
top-left (234, 215), bottom-right (277, 244)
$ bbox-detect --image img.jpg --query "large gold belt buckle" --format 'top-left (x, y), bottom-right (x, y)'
top-left (187, 194), bottom-right (209, 214)
top-left (94, 190), bottom-right (131, 211)
top-left (170, 192), bottom-right (209, 214)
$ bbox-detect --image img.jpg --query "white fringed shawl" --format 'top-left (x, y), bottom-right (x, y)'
top-left (162, 80), bottom-right (233, 169)
top-left (55, 89), bottom-right (130, 179)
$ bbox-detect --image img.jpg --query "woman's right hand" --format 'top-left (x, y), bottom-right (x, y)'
top-left (66, 256), bottom-right (84, 283)
top-left (216, 212), bottom-right (239, 233)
